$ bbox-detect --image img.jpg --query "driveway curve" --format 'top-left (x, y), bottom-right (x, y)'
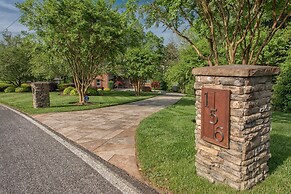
top-left (33, 93), bottom-right (183, 180)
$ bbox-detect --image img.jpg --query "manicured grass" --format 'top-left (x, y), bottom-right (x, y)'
top-left (137, 97), bottom-right (291, 193)
top-left (0, 90), bottom-right (155, 114)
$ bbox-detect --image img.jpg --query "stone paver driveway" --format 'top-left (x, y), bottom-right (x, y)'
top-left (33, 93), bottom-right (183, 180)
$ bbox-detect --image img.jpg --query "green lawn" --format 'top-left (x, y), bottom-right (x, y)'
top-left (0, 90), bottom-right (155, 114)
top-left (137, 97), bottom-right (291, 194)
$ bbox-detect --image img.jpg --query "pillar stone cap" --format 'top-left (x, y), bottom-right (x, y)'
top-left (31, 82), bottom-right (50, 86)
top-left (192, 65), bottom-right (280, 77)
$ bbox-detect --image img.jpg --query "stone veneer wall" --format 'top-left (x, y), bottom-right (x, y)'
top-left (31, 82), bottom-right (50, 108)
top-left (192, 65), bottom-right (280, 190)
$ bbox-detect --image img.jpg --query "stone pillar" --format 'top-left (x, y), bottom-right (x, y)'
top-left (192, 65), bottom-right (280, 190)
top-left (31, 82), bottom-right (50, 108)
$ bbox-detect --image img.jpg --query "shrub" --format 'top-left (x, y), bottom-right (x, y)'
top-left (104, 88), bottom-right (111, 92)
top-left (15, 87), bottom-right (29, 93)
top-left (57, 84), bottom-right (66, 91)
top-left (108, 80), bottom-right (114, 89)
top-left (115, 80), bottom-right (123, 88)
top-left (160, 80), bottom-right (168, 91)
top-left (273, 59), bottom-right (291, 112)
top-left (142, 86), bottom-right (151, 92)
top-left (63, 86), bottom-right (75, 95)
top-left (86, 87), bottom-right (98, 96)
top-left (184, 80), bottom-right (195, 95)
top-left (69, 88), bottom-right (78, 96)
top-left (21, 83), bottom-right (31, 92)
top-left (0, 82), bottom-right (12, 92)
top-left (49, 82), bottom-right (58, 92)
top-left (57, 83), bottom-right (75, 91)
top-left (4, 86), bottom-right (16, 93)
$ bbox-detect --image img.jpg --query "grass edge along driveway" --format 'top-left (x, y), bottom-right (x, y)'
top-left (0, 91), bottom-right (156, 114)
top-left (137, 96), bottom-right (291, 194)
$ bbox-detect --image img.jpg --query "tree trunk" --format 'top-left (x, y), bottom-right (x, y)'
top-left (75, 80), bottom-right (86, 104)
top-left (228, 43), bottom-right (235, 65)
top-left (137, 80), bottom-right (141, 96)
top-left (78, 90), bottom-right (85, 104)
top-left (18, 80), bottom-right (22, 87)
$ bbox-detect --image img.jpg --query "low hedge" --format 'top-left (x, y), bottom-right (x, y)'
top-left (49, 82), bottom-right (58, 92)
top-left (86, 87), bottom-right (98, 96)
top-left (20, 83), bottom-right (31, 92)
top-left (0, 82), bottom-right (12, 92)
top-left (15, 87), bottom-right (30, 93)
top-left (57, 83), bottom-right (75, 91)
top-left (4, 86), bottom-right (16, 93)
top-left (63, 86), bottom-right (75, 95)
top-left (70, 88), bottom-right (78, 96)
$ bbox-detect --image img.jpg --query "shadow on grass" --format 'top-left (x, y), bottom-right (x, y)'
top-left (174, 97), bottom-right (195, 107)
top-left (101, 91), bottom-right (154, 97)
top-left (50, 102), bottom-right (102, 108)
top-left (269, 133), bottom-right (291, 174)
top-left (272, 111), bottom-right (291, 123)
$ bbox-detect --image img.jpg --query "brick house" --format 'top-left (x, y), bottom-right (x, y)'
top-left (91, 74), bottom-right (131, 89)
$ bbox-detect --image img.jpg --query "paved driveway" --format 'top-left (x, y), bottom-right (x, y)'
top-left (33, 94), bottom-right (183, 180)
top-left (0, 105), bottom-right (157, 194)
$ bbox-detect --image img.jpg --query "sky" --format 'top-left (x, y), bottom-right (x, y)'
top-left (0, 0), bottom-right (178, 44)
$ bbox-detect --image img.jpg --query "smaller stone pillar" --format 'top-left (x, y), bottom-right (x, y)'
top-left (192, 65), bottom-right (279, 190)
top-left (31, 82), bottom-right (50, 108)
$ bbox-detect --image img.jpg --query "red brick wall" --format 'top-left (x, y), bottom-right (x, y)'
top-left (91, 74), bottom-right (109, 88)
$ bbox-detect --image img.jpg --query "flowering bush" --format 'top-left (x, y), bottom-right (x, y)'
top-left (115, 81), bottom-right (123, 88)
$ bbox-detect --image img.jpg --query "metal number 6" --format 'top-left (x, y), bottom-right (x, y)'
top-left (209, 109), bottom-right (218, 125)
top-left (214, 130), bottom-right (224, 142)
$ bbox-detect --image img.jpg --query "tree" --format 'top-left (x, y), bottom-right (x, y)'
top-left (273, 49), bottom-right (291, 112)
top-left (144, 0), bottom-right (290, 66)
top-left (163, 42), bottom-right (179, 70)
top-left (123, 48), bottom-right (159, 95)
top-left (122, 32), bottom-right (164, 95)
top-left (17, 0), bottom-right (126, 104)
top-left (166, 40), bottom-right (207, 94)
top-left (30, 43), bottom-right (71, 81)
top-left (259, 23), bottom-right (291, 66)
top-left (0, 31), bottom-right (33, 86)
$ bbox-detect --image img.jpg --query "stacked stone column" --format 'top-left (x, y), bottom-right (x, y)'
top-left (192, 65), bottom-right (279, 190)
top-left (31, 82), bottom-right (50, 108)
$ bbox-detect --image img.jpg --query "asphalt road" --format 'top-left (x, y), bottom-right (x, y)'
top-left (0, 105), bottom-right (158, 194)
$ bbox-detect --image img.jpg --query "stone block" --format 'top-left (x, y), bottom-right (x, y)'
top-left (31, 82), bottom-right (50, 108)
top-left (219, 77), bottom-right (245, 86)
top-left (197, 144), bottom-right (219, 156)
top-left (200, 76), bottom-right (215, 83)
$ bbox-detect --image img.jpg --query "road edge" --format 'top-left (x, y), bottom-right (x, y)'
top-left (1, 104), bottom-right (158, 194)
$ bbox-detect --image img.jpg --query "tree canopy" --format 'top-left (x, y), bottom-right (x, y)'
top-left (0, 31), bottom-right (33, 86)
top-left (17, 0), bottom-right (127, 103)
top-left (144, 0), bottom-right (290, 66)
top-left (122, 31), bottom-right (164, 95)
top-left (30, 42), bottom-right (71, 82)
